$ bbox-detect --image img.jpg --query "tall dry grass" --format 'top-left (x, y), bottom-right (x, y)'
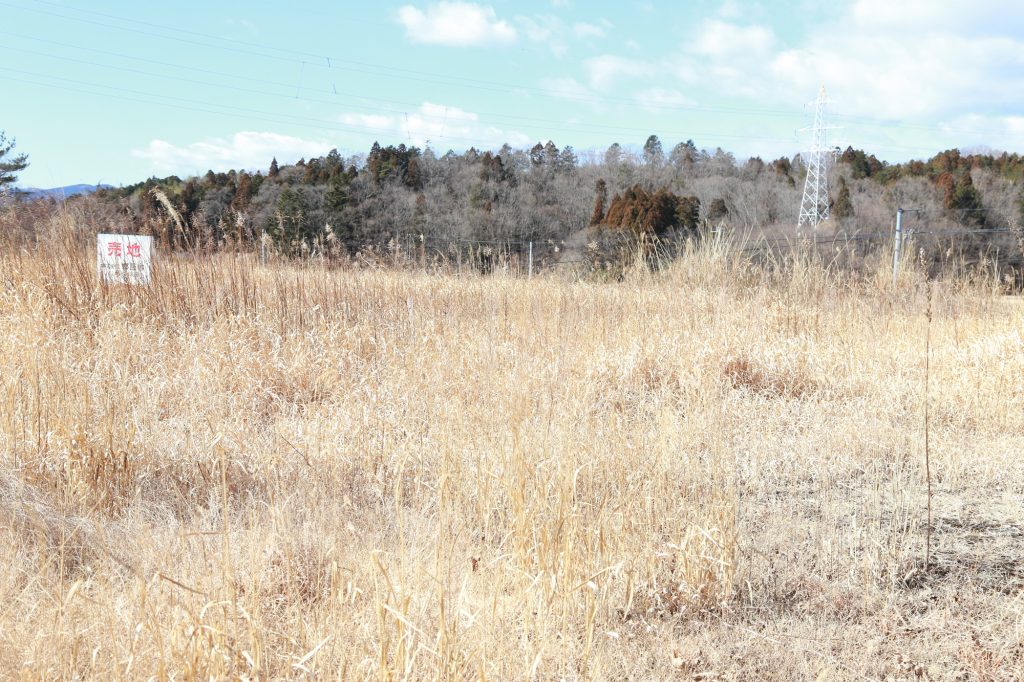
top-left (0, 218), bottom-right (1022, 679)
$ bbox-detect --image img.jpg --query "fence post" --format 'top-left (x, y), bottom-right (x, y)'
top-left (892, 208), bottom-right (904, 285)
top-left (528, 241), bottom-right (533, 279)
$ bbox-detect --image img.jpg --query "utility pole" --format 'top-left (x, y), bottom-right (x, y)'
top-left (892, 208), bottom-right (904, 284)
top-left (892, 208), bottom-right (922, 284)
top-left (797, 85), bottom-right (839, 235)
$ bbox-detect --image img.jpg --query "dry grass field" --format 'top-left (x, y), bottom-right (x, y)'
top-left (1, 223), bottom-right (1023, 679)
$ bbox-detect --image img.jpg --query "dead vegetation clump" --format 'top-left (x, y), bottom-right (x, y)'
top-left (722, 356), bottom-right (819, 398)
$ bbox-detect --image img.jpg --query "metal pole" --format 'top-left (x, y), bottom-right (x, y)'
top-left (528, 241), bottom-right (533, 279)
top-left (892, 208), bottom-right (903, 285)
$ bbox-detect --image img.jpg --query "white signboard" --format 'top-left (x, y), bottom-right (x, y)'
top-left (97, 233), bottom-right (153, 285)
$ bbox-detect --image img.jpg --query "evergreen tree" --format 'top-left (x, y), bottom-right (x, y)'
top-left (643, 134), bottom-right (664, 167)
top-left (180, 179), bottom-right (200, 216)
top-left (590, 179), bottom-right (607, 226)
top-left (604, 142), bottom-right (622, 167)
top-left (708, 198), bottom-right (729, 223)
top-left (937, 172), bottom-right (956, 209)
top-left (833, 177), bottom-right (854, 220)
top-left (543, 141), bottom-right (560, 169)
top-left (325, 173), bottom-right (352, 245)
top-left (230, 172), bottom-right (254, 213)
top-left (325, 149), bottom-right (343, 178)
top-left (952, 172), bottom-right (984, 225)
top-left (603, 184), bottom-right (700, 234)
top-left (529, 142), bottom-right (545, 167)
top-left (839, 147), bottom-right (885, 179)
top-left (669, 140), bottom-right (697, 170)
top-left (406, 157), bottom-right (422, 190)
top-left (0, 131), bottom-right (29, 188)
top-left (557, 146), bottom-right (578, 173)
top-left (272, 186), bottom-right (313, 248)
top-left (268, 157), bottom-right (279, 178)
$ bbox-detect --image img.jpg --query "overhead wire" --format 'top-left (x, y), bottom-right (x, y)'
top-left (4, 0), bottom-right (1018, 159)
top-left (3, 37), bottom-right (809, 144)
top-left (14, 0), bottom-right (1023, 141)
top-left (1, 0), bottom-right (812, 117)
top-left (0, 35), bottom-right (970, 157)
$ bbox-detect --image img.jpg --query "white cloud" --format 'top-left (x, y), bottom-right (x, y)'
top-left (132, 132), bottom-right (333, 174)
top-left (935, 114), bottom-right (1024, 150)
top-left (584, 54), bottom-right (652, 90)
top-left (677, 3), bottom-right (1024, 122)
top-left (516, 14), bottom-right (568, 57)
top-left (529, 0), bottom-right (1024, 158)
top-left (339, 102), bottom-right (530, 148)
top-left (767, 26), bottom-right (1024, 119)
top-left (396, 2), bottom-right (516, 47)
top-left (690, 19), bottom-right (774, 58)
top-left (849, 0), bottom-right (1024, 35)
top-left (667, 20), bottom-right (779, 98)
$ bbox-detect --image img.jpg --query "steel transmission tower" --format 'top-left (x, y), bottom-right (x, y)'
top-left (797, 85), bottom-right (837, 233)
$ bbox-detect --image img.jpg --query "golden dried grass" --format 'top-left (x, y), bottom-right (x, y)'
top-left (0, 224), bottom-right (1022, 679)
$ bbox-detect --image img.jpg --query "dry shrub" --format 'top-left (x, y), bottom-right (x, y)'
top-left (721, 356), bottom-right (818, 398)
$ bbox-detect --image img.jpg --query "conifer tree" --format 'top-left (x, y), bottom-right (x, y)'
top-left (590, 179), bottom-right (607, 226)
top-left (708, 198), bottom-right (729, 223)
top-left (643, 135), bottom-right (664, 167)
top-left (952, 172), bottom-right (984, 225)
top-left (0, 131), bottom-right (28, 188)
top-left (604, 143), bottom-right (622, 167)
top-left (833, 177), bottom-right (854, 220)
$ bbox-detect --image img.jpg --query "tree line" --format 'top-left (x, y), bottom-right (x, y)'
top-left (8, 130), bottom-right (1024, 259)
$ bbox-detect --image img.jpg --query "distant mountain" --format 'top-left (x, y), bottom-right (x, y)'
top-left (19, 184), bottom-right (113, 200)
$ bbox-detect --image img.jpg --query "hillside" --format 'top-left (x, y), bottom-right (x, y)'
top-left (19, 183), bottom-right (112, 200)
top-left (79, 141), bottom-right (1024, 260)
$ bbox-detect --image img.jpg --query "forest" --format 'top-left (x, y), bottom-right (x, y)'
top-left (11, 136), bottom-right (1024, 264)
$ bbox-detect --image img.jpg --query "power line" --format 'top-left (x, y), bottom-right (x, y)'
top-left (3, 37), bottom-right (972, 157)
top-left (0, 42), bottom-right (827, 153)
top-left (5, 5), bottom-right (1015, 162)
top-left (0, 69), bottom-right (962, 165)
top-left (0, 65), bottom-right (803, 155)
top-left (0, 70), bottom-right (496, 147)
top-left (7, 0), bottom-right (1023, 155)
top-left (3, 39), bottom-right (806, 145)
top-left (8, 1), bottom-right (1019, 158)
top-left (1, 0), bottom-right (809, 118)
top-left (16, 0), bottom-right (1021, 142)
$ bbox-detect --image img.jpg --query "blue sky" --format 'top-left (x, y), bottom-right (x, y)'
top-left (5, 0), bottom-right (1024, 187)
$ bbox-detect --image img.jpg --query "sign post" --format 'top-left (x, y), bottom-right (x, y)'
top-left (97, 234), bottom-right (153, 285)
